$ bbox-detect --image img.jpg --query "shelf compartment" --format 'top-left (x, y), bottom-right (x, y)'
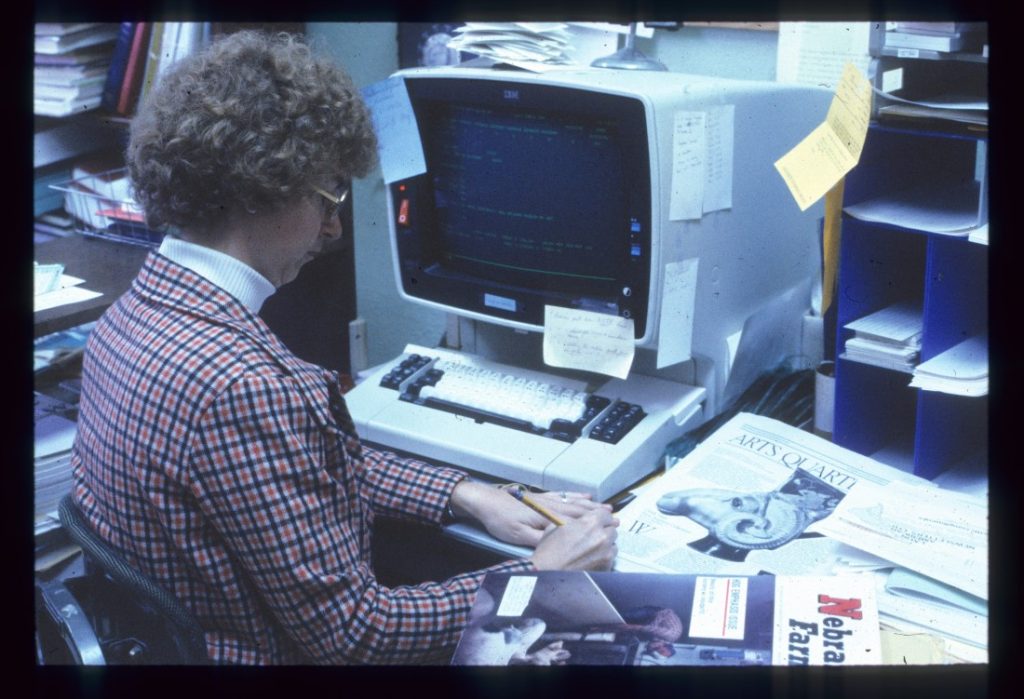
top-left (833, 358), bottom-right (918, 461)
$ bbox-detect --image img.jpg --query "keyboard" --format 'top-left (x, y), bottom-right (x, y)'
top-left (379, 352), bottom-right (648, 445)
top-left (344, 344), bottom-right (706, 501)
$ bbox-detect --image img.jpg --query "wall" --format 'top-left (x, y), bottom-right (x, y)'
top-left (306, 22), bottom-right (782, 368)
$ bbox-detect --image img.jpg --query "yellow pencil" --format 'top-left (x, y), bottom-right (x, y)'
top-left (508, 486), bottom-right (565, 527)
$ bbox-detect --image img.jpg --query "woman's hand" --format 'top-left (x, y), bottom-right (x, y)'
top-left (448, 480), bottom-right (613, 548)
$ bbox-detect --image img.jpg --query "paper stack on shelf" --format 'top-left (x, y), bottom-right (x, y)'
top-left (843, 180), bottom-right (985, 236)
top-left (446, 22), bottom-right (576, 69)
top-left (910, 335), bottom-right (987, 396)
top-left (842, 302), bottom-right (923, 372)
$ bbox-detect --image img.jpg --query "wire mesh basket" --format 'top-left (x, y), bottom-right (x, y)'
top-left (49, 167), bottom-right (164, 247)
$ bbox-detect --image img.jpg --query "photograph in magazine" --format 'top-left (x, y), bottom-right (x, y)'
top-left (451, 571), bottom-right (880, 666)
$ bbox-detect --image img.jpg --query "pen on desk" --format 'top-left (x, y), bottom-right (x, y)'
top-left (508, 486), bottom-right (565, 527)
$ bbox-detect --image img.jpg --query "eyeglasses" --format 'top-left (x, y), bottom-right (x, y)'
top-left (312, 185), bottom-right (349, 222)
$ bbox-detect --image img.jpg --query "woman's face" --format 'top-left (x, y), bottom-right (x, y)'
top-left (251, 187), bottom-right (344, 287)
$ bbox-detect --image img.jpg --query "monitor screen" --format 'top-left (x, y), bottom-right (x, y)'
top-left (391, 76), bottom-right (653, 340)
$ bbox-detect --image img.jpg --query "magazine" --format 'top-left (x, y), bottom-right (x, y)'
top-left (451, 571), bottom-right (881, 666)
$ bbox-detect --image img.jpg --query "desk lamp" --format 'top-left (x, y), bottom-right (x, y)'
top-left (591, 22), bottom-right (668, 71)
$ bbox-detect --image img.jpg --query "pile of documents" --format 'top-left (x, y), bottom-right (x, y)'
top-left (34, 391), bottom-right (77, 530)
top-left (910, 335), bottom-right (988, 396)
top-left (842, 302), bottom-right (923, 372)
top-left (613, 413), bottom-right (988, 663)
top-left (446, 22), bottom-right (576, 67)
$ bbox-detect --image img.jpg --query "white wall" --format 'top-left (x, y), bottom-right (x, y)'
top-left (306, 22), bottom-right (783, 368)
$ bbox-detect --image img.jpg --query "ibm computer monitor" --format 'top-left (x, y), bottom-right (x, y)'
top-left (385, 66), bottom-right (831, 417)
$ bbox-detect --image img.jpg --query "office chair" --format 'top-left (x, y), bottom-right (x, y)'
top-left (35, 494), bottom-right (210, 664)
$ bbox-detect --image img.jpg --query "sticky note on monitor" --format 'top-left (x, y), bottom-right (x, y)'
top-left (361, 76), bottom-right (427, 184)
top-left (543, 305), bottom-right (635, 379)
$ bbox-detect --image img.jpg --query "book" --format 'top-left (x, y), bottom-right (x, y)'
top-left (34, 62), bottom-right (109, 85)
top-left (35, 23), bottom-right (120, 55)
top-left (452, 571), bottom-right (882, 666)
top-left (33, 94), bottom-right (104, 118)
top-left (883, 30), bottom-right (964, 53)
top-left (34, 22), bottom-right (102, 37)
top-left (117, 22), bottom-right (151, 115)
top-left (136, 22), bottom-right (166, 110)
top-left (35, 79), bottom-right (106, 102)
top-left (101, 22), bottom-right (135, 112)
top-left (35, 45), bottom-right (114, 67)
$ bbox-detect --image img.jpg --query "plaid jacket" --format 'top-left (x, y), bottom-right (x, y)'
top-left (70, 252), bottom-right (531, 664)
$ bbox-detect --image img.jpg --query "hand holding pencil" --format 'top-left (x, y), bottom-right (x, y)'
top-left (503, 484), bottom-right (619, 572)
top-left (448, 479), bottom-right (618, 570)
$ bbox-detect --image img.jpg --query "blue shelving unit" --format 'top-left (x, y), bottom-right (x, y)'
top-left (832, 124), bottom-right (987, 479)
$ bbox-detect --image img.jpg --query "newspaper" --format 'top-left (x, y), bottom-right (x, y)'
top-left (612, 413), bottom-right (988, 653)
top-left (451, 571), bottom-right (881, 666)
top-left (614, 413), bottom-right (929, 577)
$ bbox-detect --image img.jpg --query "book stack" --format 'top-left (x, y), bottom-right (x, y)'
top-left (842, 302), bottom-right (923, 372)
top-left (34, 23), bottom-right (120, 117)
top-left (883, 22), bottom-right (986, 55)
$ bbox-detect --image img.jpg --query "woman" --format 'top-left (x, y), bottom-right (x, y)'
top-left (70, 30), bottom-right (618, 665)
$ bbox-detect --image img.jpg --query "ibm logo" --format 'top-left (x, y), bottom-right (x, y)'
top-left (503, 89), bottom-right (520, 100)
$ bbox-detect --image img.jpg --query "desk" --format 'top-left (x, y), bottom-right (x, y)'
top-left (34, 234), bottom-right (150, 338)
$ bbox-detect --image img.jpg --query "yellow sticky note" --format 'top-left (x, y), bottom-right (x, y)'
top-left (774, 62), bottom-right (873, 211)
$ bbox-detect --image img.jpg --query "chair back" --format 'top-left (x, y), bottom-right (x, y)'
top-left (47, 494), bottom-right (210, 664)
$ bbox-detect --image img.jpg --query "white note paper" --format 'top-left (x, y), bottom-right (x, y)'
top-left (496, 576), bottom-right (538, 617)
top-left (703, 105), bottom-right (735, 214)
top-left (669, 111), bottom-right (706, 221)
top-left (543, 306), bottom-right (634, 379)
top-left (361, 77), bottom-right (427, 184)
top-left (656, 258), bottom-right (699, 369)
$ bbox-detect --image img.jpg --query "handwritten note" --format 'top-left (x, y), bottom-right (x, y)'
top-left (774, 62), bottom-right (872, 211)
top-left (703, 105), bottom-right (735, 214)
top-left (656, 258), bottom-right (699, 369)
top-left (361, 77), bottom-right (426, 184)
top-left (670, 107), bottom-right (735, 220)
top-left (669, 112), bottom-right (705, 221)
top-left (543, 305), bottom-right (635, 379)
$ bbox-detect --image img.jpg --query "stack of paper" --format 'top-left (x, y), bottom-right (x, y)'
top-left (34, 392), bottom-right (77, 528)
top-left (446, 22), bottom-right (576, 68)
top-left (842, 302), bottom-right (923, 372)
top-left (910, 335), bottom-right (987, 396)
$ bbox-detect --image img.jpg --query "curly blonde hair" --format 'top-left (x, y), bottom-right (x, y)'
top-left (127, 30), bottom-right (378, 232)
